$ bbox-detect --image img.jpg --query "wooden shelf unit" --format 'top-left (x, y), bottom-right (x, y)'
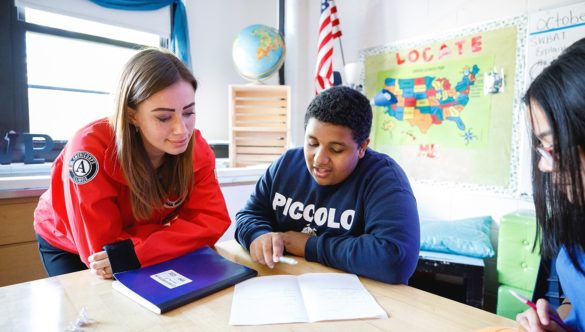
top-left (228, 85), bottom-right (291, 168)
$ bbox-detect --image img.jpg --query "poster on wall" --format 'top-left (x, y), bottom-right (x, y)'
top-left (360, 17), bottom-right (526, 192)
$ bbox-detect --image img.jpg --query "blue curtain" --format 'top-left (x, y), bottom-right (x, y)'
top-left (89, 0), bottom-right (191, 69)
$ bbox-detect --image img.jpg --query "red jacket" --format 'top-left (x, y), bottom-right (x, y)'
top-left (34, 118), bottom-right (230, 268)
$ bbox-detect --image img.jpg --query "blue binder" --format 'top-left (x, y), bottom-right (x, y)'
top-left (112, 246), bottom-right (257, 314)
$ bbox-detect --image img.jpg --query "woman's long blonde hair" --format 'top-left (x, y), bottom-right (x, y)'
top-left (110, 48), bottom-right (197, 220)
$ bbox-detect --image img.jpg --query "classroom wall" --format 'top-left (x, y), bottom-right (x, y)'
top-left (186, 0), bottom-right (278, 142)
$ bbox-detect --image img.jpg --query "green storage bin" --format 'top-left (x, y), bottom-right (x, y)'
top-left (497, 210), bottom-right (540, 290)
top-left (496, 210), bottom-right (540, 319)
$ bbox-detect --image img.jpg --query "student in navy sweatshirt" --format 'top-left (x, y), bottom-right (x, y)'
top-left (235, 86), bottom-right (420, 284)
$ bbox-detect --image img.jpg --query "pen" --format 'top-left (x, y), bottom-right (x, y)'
top-left (509, 289), bottom-right (575, 332)
top-left (275, 256), bottom-right (298, 265)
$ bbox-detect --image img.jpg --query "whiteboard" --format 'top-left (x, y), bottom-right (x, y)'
top-left (526, 1), bottom-right (585, 83)
top-left (518, 1), bottom-right (585, 196)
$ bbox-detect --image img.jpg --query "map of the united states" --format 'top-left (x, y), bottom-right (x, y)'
top-left (372, 65), bottom-right (480, 134)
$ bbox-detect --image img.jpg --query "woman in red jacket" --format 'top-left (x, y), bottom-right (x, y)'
top-left (34, 48), bottom-right (231, 279)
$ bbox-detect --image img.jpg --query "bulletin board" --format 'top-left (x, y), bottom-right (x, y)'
top-left (360, 17), bottom-right (527, 194)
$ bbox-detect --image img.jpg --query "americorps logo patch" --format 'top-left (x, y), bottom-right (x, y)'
top-left (68, 151), bottom-right (99, 184)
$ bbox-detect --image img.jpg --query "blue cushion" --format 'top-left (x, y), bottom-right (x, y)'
top-left (420, 216), bottom-right (495, 258)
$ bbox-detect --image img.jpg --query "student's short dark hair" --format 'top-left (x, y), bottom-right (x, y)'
top-left (304, 86), bottom-right (372, 144)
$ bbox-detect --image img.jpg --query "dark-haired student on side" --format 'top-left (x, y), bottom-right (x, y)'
top-left (517, 38), bottom-right (585, 332)
top-left (235, 86), bottom-right (420, 284)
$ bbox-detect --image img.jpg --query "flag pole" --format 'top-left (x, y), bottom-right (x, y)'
top-left (338, 37), bottom-right (346, 67)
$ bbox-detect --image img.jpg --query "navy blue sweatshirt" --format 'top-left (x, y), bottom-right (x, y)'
top-left (235, 147), bottom-right (420, 284)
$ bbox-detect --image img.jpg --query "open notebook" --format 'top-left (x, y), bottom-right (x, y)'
top-left (229, 273), bottom-right (387, 325)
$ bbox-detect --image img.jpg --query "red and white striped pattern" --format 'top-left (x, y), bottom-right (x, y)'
top-left (314, 0), bottom-right (342, 94)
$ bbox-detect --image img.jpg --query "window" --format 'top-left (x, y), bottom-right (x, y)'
top-left (23, 8), bottom-right (162, 141)
top-left (0, 4), bottom-right (167, 177)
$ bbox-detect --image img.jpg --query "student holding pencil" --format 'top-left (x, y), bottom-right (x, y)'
top-left (516, 38), bottom-right (585, 332)
top-left (235, 86), bottom-right (420, 284)
top-left (34, 48), bottom-right (231, 279)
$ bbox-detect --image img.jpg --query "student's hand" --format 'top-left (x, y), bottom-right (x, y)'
top-left (249, 232), bottom-right (284, 269)
top-left (88, 250), bottom-right (113, 280)
top-left (516, 298), bottom-right (567, 332)
top-left (282, 231), bottom-right (310, 257)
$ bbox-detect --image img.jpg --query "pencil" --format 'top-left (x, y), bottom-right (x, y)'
top-left (509, 289), bottom-right (575, 332)
top-left (276, 256), bottom-right (298, 265)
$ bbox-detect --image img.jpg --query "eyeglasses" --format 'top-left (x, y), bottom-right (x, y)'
top-left (535, 144), bottom-right (554, 166)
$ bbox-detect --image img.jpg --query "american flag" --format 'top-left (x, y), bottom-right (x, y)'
top-left (314, 0), bottom-right (342, 94)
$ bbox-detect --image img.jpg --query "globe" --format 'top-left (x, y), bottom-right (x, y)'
top-left (232, 24), bottom-right (285, 82)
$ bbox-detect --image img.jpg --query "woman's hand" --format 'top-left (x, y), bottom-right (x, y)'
top-left (88, 251), bottom-right (113, 279)
top-left (516, 298), bottom-right (567, 332)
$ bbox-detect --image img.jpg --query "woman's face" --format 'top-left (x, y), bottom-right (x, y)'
top-left (529, 100), bottom-right (555, 173)
top-left (130, 79), bottom-right (196, 168)
top-left (530, 99), bottom-right (585, 199)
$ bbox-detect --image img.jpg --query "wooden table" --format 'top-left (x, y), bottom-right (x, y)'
top-left (0, 240), bottom-right (518, 331)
